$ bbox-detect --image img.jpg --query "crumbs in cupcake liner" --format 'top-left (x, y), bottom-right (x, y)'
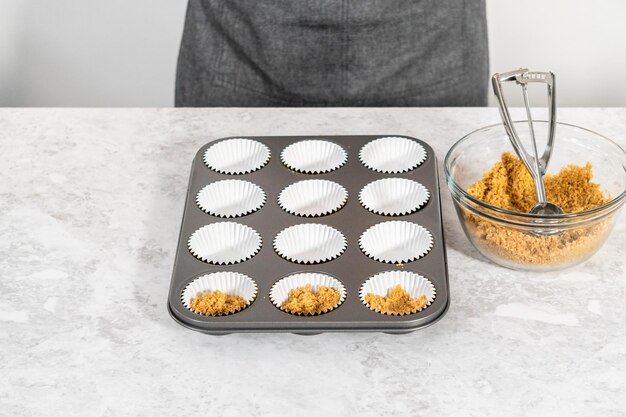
top-left (269, 272), bottom-right (346, 315)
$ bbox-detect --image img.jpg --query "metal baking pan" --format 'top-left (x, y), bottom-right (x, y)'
top-left (167, 135), bottom-right (449, 334)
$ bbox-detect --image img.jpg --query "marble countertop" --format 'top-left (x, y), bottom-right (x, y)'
top-left (1, 108), bottom-right (625, 416)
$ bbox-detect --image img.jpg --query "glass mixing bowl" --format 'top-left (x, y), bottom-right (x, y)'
top-left (444, 121), bottom-right (626, 271)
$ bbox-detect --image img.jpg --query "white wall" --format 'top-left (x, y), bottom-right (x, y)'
top-left (0, 0), bottom-right (186, 107)
top-left (486, 0), bottom-right (626, 107)
top-left (1, 0), bottom-right (625, 107)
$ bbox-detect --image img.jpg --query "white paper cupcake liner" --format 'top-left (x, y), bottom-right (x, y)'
top-left (359, 178), bottom-right (430, 216)
top-left (203, 138), bottom-right (270, 174)
top-left (359, 136), bottom-right (427, 173)
top-left (359, 221), bottom-right (433, 263)
top-left (280, 140), bottom-right (347, 174)
top-left (196, 180), bottom-right (266, 218)
top-left (278, 179), bottom-right (348, 217)
top-left (359, 271), bottom-right (436, 315)
top-left (273, 223), bottom-right (347, 264)
top-left (181, 271), bottom-right (258, 316)
top-left (269, 272), bottom-right (347, 315)
top-left (188, 222), bottom-right (262, 265)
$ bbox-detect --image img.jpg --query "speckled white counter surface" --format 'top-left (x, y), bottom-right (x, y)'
top-left (1, 108), bottom-right (625, 416)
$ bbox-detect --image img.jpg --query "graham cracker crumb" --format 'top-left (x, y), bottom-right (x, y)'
top-left (281, 284), bottom-right (341, 315)
top-left (190, 290), bottom-right (248, 316)
top-left (365, 285), bottom-right (428, 316)
top-left (467, 151), bottom-right (608, 213)
top-left (465, 152), bottom-right (611, 265)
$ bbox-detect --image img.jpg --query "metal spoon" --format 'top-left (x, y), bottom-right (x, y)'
top-left (520, 83), bottom-right (563, 215)
top-left (492, 69), bottom-right (564, 216)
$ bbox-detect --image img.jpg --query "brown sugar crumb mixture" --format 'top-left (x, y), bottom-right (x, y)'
top-left (281, 284), bottom-right (341, 315)
top-left (467, 151), bottom-right (608, 213)
top-left (365, 285), bottom-right (429, 316)
top-left (464, 152), bottom-right (611, 265)
top-left (190, 290), bottom-right (248, 316)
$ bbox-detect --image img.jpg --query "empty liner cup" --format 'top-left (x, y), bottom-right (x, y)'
top-left (278, 179), bottom-right (348, 217)
top-left (188, 222), bottom-right (262, 265)
top-left (274, 223), bottom-right (347, 264)
top-left (196, 179), bottom-right (266, 218)
top-left (359, 178), bottom-right (430, 216)
top-left (359, 221), bottom-right (433, 264)
top-left (359, 136), bottom-right (427, 173)
top-left (280, 140), bottom-right (348, 174)
top-left (203, 138), bottom-right (271, 174)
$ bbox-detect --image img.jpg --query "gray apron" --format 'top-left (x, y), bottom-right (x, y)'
top-left (175, 0), bottom-right (488, 107)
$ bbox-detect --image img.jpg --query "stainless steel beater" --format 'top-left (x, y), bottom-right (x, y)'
top-left (492, 69), bottom-right (564, 215)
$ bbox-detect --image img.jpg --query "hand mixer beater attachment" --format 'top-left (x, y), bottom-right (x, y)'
top-left (492, 69), bottom-right (564, 216)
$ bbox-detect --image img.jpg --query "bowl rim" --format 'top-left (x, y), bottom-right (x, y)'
top-left (444, 120), bottom-right (626, 221)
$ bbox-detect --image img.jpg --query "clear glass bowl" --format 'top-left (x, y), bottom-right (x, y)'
top-left (444, 121), bottom-right (626, 271)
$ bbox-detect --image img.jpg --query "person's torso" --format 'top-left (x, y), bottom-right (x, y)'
top-left (179, 0), bottom-right (488, 106)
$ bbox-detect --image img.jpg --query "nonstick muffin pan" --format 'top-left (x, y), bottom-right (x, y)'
top-left (167, 135), bottom-right (449, 334)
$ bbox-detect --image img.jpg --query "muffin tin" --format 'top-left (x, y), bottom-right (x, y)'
top-left (167, 135), bottom-right (449, 334)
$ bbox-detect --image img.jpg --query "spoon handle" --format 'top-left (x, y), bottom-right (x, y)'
top-left (492, 69), bottom-right (557, 205)
top-left (521, 83), bottom-right (547, 203)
